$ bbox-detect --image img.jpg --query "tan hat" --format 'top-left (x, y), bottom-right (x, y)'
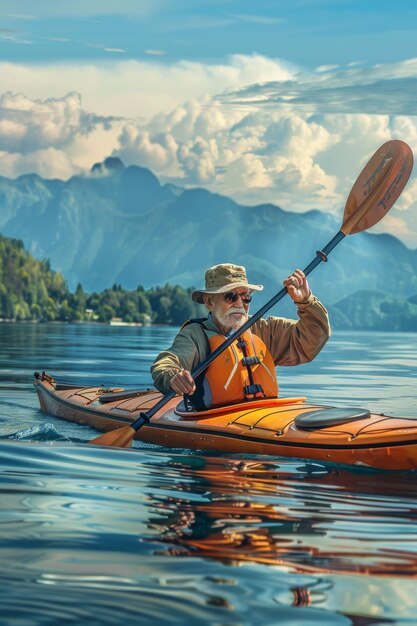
top-left (191, 263), bottom-right (263, 303)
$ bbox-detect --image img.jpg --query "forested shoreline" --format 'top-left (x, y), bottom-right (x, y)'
top-left (0, 234), bottom-right (203, 324)
top-left (2, 234), bottom-right (417, 330)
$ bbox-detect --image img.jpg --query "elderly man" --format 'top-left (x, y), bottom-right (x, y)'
top-left (151, 263), bottom-right (330, 410)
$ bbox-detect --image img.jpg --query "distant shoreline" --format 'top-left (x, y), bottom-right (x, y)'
top-left (1, 319), bottom-right (417, 333)
top-left (0, 318), bottom-right (171, 327)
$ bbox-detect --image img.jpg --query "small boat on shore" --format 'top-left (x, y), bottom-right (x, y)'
top-left (33, 371), bottom-right (417, 471)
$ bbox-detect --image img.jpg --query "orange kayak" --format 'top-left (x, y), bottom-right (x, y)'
top-left (33, 371), bottom-right (417, 470)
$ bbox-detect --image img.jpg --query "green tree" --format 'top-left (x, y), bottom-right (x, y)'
top-left (70, 283), bottom-right (87, 320)
top-left (97, 304), bottom-right (115, 322)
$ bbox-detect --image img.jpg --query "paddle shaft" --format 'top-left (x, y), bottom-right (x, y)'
top-left (130, 230), bottom-right (346, 431)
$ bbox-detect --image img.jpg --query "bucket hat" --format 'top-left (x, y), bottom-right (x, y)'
top-left (191, 263), bottom-right (263, 303)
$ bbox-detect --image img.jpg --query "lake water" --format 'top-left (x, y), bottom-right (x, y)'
top-left (1, 323), bottom-right (417, 626)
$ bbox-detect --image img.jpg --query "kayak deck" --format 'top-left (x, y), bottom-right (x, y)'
top-left (33, 372), bottom-right (417, 470)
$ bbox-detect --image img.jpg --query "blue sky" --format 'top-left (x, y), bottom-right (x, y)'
top-left (1, 0), bottom-right (417, 245)
top-left (2, 0), bottom-right (417, 67)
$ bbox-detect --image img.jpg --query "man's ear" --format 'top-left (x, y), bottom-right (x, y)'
top-left (202, 294), bottom-right (214, 311)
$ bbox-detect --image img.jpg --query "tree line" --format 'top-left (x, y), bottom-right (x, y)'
top-left (0, 234), bottom-right (204, 324)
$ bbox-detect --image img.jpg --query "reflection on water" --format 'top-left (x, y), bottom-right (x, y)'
top-left (2, 442), bottom-right (417, 625)
top-left (1, 324), bottom-right (417, 625)
top-left (149, 456), bottom-right (417, 577)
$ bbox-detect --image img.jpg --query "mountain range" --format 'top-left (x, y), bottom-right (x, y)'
top-left (1, 156), bottom-right (416, 319)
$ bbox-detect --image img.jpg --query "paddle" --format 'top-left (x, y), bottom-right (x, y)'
top-left (90, 139), bottom-right (414, 448)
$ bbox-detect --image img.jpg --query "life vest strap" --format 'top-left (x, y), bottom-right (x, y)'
top-left (181, 317), bottom-right (209, 331)
top-left (244, 383), bottom-right (265, 397)
top-left (242, 356), bottom-right (261, 366)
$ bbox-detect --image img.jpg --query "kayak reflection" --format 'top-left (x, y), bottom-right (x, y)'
top-left (147, 457), bottom-right (417, 578)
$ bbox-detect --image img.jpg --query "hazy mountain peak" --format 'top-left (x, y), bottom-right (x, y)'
top-left (91, 156), bottom-right (125, 175)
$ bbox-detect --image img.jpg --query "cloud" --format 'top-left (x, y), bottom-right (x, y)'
top-left (0, 32), bottom-right (33, 45)
top-left (104, 48), bottom-right (126, 54)
top-left (220, 58), bottom-right (417, 117)
top-left (46, 37), bottom-right (71, 43)
top-left (0, 147), bottom-right (77, 179)
top-left (316, 64), bottom-right (339, 72)
top-left (0, 91), bottom-right (119, 154)
top-left (4, 14), bottom-right (36, 20)
top-left (116, 124), bottom-right (178, 171)
top-left (116, 99), bottom-right (342, 208)
top-left (0, 91), bottom-right (124, 179)
top-left (0, 54), bottom-right (296, 119)
top-left (87, 43), bottom-right (127, 54)
top-left (0, 54), bottom-right (295, 181)
top-left (144, 49), bottom-right (166, 56)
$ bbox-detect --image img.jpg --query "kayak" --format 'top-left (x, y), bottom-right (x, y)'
top-left (33, 371), bottom-right (417, 471)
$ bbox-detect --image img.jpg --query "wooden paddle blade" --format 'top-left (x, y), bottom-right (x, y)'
top-left (342, 139), bottom-right (414, 235)
top-left (89, 426), bottom-right (135, 448)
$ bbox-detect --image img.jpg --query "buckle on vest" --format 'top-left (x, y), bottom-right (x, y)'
top-left (242, 356), bottom-right (261, 366)
top-left (244, 383), bottom-right (265, 397)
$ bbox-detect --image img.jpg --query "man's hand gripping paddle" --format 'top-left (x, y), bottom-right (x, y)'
top-left (90, 139), bottom-right (414, 448)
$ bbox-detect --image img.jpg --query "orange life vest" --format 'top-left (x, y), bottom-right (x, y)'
top-left (184, 320), bottom-right (278, 410)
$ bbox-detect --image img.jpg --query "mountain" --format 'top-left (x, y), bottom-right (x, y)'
top-left (328, 291), bottom-right (417, 331)
top-left (1, 157), bottom-right (416, 318)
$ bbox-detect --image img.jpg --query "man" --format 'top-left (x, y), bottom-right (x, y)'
top-left (151, 263), bottom-right (330, 410)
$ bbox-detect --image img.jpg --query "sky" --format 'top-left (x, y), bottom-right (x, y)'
top-left (1, 0), bottom-right (417, 247)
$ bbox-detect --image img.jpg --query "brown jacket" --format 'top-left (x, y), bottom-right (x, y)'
top-left (151, 293), bottom-right (331, 394)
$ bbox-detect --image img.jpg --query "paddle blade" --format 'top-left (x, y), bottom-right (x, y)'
top-left (89, 426), bottom-right (135, 448)
top-left (342, 139), bottom-right (414, 235)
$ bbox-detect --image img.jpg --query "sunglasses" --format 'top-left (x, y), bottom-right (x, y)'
top-left (223, 291), bottom-right (252, 304)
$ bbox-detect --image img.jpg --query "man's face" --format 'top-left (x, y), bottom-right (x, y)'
top-left (204, 289), bottom-right (252, 333)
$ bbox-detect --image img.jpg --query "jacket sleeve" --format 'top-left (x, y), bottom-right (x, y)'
top-left (150, 325), bottom-right (208, 393)
top-left (253, 293), bottom-right (331, 365)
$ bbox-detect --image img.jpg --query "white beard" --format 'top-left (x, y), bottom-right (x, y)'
top-left (214, 307), bottom-right (248, 333)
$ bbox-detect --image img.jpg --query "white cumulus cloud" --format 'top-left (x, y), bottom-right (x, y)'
top-left (0, 147), bottom-right (77, 179)
top-left (0, 91), bottom-right (124, 178)
top-left (116, 104), bottom-right (341, 207)
top-left (0, 54), bottom-right (296, 119)
top-left (0, 91), bottom-right (105, 153)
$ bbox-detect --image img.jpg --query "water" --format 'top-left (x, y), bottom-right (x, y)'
top-left (1, 323), bottom-right (417, 626)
